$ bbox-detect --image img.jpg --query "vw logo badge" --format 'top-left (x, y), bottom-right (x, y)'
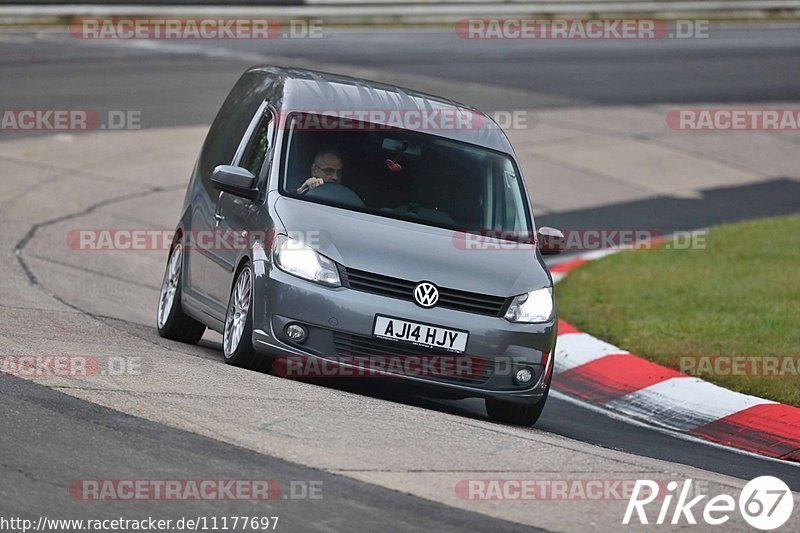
top-left (414, 282), bottom-right (439, 308)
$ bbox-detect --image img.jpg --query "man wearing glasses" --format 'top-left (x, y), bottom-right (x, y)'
top-left (298, 149), bottom-right (343, 193)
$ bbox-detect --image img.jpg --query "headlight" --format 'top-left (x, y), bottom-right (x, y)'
top-left (274, 234), bottom-right (341, 287)
top-left (504, 287), bottom-right (554, 323)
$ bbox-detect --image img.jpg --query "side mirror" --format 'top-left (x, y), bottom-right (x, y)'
top-left (537, 226), bottom-right (565, 255)
top-left (211, 165), bottom-right (258, 199)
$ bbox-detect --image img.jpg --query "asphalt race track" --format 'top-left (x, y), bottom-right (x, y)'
top-left (1, 25), bottom-right (800, 531)
top-left (3, 25), bottom-right (800, 127)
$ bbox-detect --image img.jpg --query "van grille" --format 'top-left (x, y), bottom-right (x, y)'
top-left (339, 266), bottom-right (509, 316)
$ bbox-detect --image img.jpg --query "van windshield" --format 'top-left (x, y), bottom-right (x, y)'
top-left (279, 112), bottom-right (533, 242)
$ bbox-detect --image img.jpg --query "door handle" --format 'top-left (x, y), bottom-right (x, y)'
top-left (214, 213), bottom-right (225, 227)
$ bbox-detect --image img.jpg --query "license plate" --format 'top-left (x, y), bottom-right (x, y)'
top-left (373, 315), bottom-right (468, 353)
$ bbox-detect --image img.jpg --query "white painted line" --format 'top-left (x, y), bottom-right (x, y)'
top-left (606, 377), bottom-right (776, 432)
top-left (555, 332), bottom-right (627, 373)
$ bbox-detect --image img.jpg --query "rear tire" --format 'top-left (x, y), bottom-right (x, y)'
top-left (485, 385), bottom-right (550, 427)
top-left (157, 243), bottom-right (206, 344)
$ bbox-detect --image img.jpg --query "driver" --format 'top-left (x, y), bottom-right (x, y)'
top-left (298, 149), bottom-right (343, 193)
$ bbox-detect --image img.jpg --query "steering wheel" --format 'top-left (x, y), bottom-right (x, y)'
top-left (298, 181), bottom-right (335, 195)
top-left (302, 182), bottom-right (365, 207)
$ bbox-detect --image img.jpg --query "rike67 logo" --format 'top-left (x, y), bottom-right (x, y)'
top-left (624, 476), bottom-right (794, 530)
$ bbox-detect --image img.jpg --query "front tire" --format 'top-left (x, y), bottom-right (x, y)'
top-left (485, 384), bottom-right (550, 427)
top-left (157, 243), bottom-right (206, 344)
top-left (223, 263), bottom-right (258, 369)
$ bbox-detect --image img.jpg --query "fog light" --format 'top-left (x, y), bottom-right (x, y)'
top-left (515, 367), bottom-right (533, 384)
top-left (285, 324), bottom-right (307, 343)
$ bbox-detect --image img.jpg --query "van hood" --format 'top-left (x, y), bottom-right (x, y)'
top-left (274, 196), bottom-right (551, 297)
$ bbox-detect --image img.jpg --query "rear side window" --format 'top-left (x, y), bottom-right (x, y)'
top-left (198, 71), bottom-right (273, 188)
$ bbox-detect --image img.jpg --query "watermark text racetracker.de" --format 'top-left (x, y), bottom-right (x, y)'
top-left (451, 229), bottom-right (708, 251)
top-left (1, 109), bottom-right (141, 131)
top-left (69, 478), bottom-right (322, 501)
top-left (667, 108), bottom-right (800, 131)
top-left (270, 353), bottom-right (546, 380)
top-left (457, 478), bottom-right (673, 501)
top-left (676, 355), bottom-right (800, 377)
top-left (66, 228), bottom-right (287, 252)
top-left (70, 17), bottom-right (324, 40)
top-left (1, 355), bottom-right (143, 379)
top-left (456, 18), bottom-right (709, 40)
top-left (283, 108), bottom-right (532, 131)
